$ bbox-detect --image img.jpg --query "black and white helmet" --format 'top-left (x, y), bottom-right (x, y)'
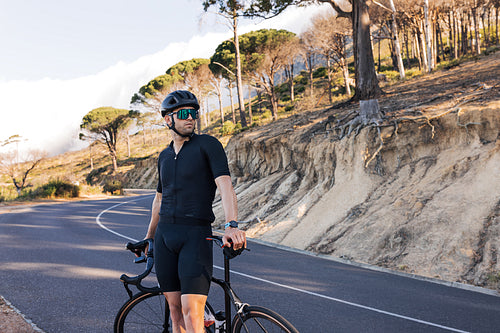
top-left (161, 90), bottom-right (199, 117)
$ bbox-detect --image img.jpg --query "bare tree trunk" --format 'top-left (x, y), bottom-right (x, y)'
top-left (418, 23), bottom-right (429, 71)
top-left (126, 134), bottom-right (130, 158)
top-left (472, 6), bottom-right (481, 54)
top-left (111, 152), bottom-right (118, 173)
top-left (204, 98), bottom-right (210, 126)
top-left (495, 7), bottom-right (500, 44)
top-left (232, 13), bottom-right (247, 127)
top-left (197, 115), bottom-right (202, 135)
top-left (268, 76), bottom-right (278, 121)
top-left (437, 19), bottom-right (444, 62)
top-left (89, 144), bottom-right (94, 171)
top-left (305, 54), bottom-right (314, 98)
top-left (352, 0), bottom-right (382, 122)
top-left (414, 30), bottom-right (423, 69)
top-left (452, 10), bottom-right (459, 59)
top-left (228, 82), bottom-right (236, 124)
top-left (218, 93), bottom-right (224, 125)
top-left (461, 11), bottom-right (467, 55)
top-left (388, 0), bottom-right (405, 78)
top-left (247, 85), bottom-right (253, 125)
top-left (341, 57), bottom-right (351, 96)
top-left (432, 13), bottom-right (437, 66)
top-left (327, 56), bottom-right (332, 103)
top-left (404, 25), bottom-right (411, 68)
top-left (284, 64), bottom-right (295, 102)
top-left (257, 86), bottom-right (262, 113)
top-left (424, 0), bottom-right (433, 72)
top-left (484, 8), bottom-right (490, 48)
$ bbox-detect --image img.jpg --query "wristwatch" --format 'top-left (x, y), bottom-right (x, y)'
top-left (224, 220), bottom-right (238, 229)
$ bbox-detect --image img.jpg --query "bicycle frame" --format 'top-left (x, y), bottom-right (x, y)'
top-left (210, 250), bottom-right (249, 332)
top-left (117, 236), bottom-right (298, 333)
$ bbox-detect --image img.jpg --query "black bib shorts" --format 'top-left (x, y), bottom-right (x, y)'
top-left (154, 222), bottom-right (213, 295)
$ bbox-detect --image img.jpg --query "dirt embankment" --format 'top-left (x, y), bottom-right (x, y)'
top-left (122, 52), bottom-right (500, 290)
top-left (215, 52), bottom-right (500, 289)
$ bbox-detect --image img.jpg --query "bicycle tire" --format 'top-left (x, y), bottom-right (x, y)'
top-left (114, 291), bottom-right (217, 333)
top-left (231, 305), bottom-right (299, 333)
top-left (114, 290), bottom-right (169, 333)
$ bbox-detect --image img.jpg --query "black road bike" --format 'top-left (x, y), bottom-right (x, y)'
top-left (114, 236), bottom-right (299, 333)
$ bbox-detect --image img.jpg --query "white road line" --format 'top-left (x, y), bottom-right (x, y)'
top-left (96, 197), bottom-right (149, 242)
top-left (216, 265), bottom-right (470, 333)
top-left (97, 198), bottom-right (470, 333)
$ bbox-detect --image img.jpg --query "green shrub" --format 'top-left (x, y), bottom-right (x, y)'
top-left (219, 120), bottom-right (236, 136)
top-left (86, 166), bottom-right (107, 185)
top-left (103, 180), bottom-right (123, 195)
top-left (313, 66), bottom-right (327, 78)
top-left (294, 75), bottom-right (308, 85)
top-left (405, 68), bottom-right (422, 79)
top-left (487, 272), bottom-right (500, 283)
top-left (261, 110), bottom-right (272, 119)
top-left (280, 95), bottom-right (291, 102)
top-left (0, 186), bottom-right (17, 201)
top-left (380, 70), bottom-right (400, 81)
top-left (34, 180), bottom-right (80, 198)
top-left (295, 86), bottom-right (305, 94)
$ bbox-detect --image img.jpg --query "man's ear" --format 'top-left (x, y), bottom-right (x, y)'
top-left (164, 115), bottom-right (172, 127)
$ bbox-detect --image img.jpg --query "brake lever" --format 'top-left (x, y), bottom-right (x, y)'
top-left (134, 255), bottom-right (147, 264)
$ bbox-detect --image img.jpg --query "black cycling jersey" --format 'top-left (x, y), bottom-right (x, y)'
top-left (155, 134), bottom-right (230, 295)
top-left (156, 134), bottom-right (230, 225)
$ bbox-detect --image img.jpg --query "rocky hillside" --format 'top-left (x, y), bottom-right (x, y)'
top-left (127, 52), bottom-right (500, 290)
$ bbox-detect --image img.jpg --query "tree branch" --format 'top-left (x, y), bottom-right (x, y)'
top-left (371, 0), bottom-right (392, 13)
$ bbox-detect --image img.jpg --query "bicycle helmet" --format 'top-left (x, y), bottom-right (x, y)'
top-left (161, 90), bottom-right (199, 117)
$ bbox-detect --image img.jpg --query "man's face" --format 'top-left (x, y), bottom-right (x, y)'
top-left (165, 107), bottom-right (197, 136)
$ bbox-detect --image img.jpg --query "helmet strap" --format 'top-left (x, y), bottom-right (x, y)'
top-left (168, 115), bottom-right (194, 138)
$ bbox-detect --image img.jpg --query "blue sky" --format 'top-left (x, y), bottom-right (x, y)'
top-left (0, 0), bottom-right (330, 156)
top-left (0, 0), bottom-right (213, 80)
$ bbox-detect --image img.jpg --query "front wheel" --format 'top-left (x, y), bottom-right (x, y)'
top-left (114, 291), bottom-right (169, 333)
top-left (114, 291), bottom-right (216, 333)
top-left (232, 306), bottom-right (299, 333)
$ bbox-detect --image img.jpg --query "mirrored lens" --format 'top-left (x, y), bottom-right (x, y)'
top-left (177, 109), bottom-right (198, 120)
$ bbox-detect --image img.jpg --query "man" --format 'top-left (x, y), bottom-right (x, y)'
top-left (144, 90), bottom-right (246, 333)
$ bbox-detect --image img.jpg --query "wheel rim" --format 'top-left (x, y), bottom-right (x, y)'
top-left (119, 293), bottom-right (168, 332)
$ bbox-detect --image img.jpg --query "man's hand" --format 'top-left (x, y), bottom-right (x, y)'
top-left (222, 227), bottom-right (246, 250)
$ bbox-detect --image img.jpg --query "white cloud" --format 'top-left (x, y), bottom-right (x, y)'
top-left (0, 4), bottom-right (328, 156)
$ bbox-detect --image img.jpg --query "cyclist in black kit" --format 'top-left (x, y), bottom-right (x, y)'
top-left (144, 90), bottom-right (246, 333)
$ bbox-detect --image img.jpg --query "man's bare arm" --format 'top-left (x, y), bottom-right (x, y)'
top-left (145, 191), bottom-right (162, 240)
top-left (215, 175), bottom-right (246, 249)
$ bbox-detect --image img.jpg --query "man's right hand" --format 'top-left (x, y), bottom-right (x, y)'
top-left (222, 227), bottom-right (246, 250)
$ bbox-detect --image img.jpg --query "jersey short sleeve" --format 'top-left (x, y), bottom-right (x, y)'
top-left (156, 156), bottom-right (163, 193)
top-left (201, 135), bottom-right (230, 179)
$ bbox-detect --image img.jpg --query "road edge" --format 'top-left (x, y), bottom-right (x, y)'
top-left (246, 237), bottom-right (500, 298)
top-left (0, 296), bottom-right (45, 333)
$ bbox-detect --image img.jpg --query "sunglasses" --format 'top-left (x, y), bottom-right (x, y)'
top-left (171, 108), bottom-right (199, 120)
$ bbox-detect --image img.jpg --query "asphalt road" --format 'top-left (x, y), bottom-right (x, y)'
top-left (1, 194), bottom-right (500, 332)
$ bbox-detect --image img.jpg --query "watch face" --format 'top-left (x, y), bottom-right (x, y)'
top-left (226, 221), bottom-right (238, 228)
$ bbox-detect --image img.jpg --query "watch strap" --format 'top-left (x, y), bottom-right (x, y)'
top-left (224, 220), bottom-right (238, 229)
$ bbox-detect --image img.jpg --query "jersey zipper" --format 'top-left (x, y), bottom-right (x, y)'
top-left (172, 144), bottom-right (184, 217)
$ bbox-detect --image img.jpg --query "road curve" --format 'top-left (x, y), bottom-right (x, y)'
top-left (1, 195), bottom-right (499, 332)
